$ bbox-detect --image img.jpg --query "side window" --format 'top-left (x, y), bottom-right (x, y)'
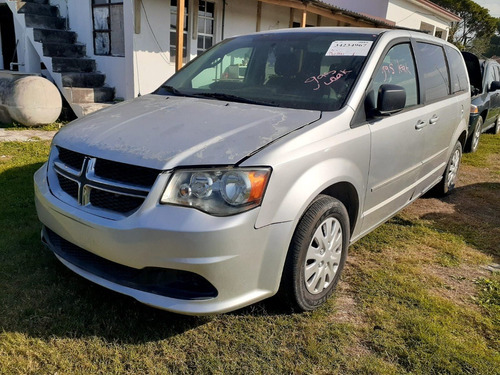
top-left (369, 43), bottom-right (418, 109)
top-left (487, 65), bottom-right (496, 87)
top-left (446, 46), bottom-right (468, 93)
top-left (416, 42), bottom-right (450, 102)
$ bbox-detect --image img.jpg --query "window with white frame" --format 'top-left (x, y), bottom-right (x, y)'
top-left (92, 0), bottom-right (125, 56)
top-left (170, 0), bottom-right (216, 62)
top-left (197, 1), bottom-right (215, 54)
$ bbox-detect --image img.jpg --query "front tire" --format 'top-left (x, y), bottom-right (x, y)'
top-left (492, 116), bottom-right (500, 135)
top-left (280, 195), bottom-right (350, 311)
top-left (466, 117), bottom-right (482, 153)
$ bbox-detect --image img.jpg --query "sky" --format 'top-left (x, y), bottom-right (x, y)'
top-left (473, 0), bottom-right (500, 18)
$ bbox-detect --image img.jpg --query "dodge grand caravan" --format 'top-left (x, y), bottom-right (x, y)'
top-left (35, 28), bottom-right (470, 315)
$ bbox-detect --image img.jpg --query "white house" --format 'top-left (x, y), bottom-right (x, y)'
top-left (0, 0), bottom-right (454, 118)
top-left (331, 0), bottom-right (460, 40)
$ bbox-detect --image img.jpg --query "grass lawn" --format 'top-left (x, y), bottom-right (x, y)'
top-left (0, 135), bottom-right (499, 374)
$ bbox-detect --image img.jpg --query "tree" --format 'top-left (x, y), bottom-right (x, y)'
top-left (485, 18), bottom-right (500, 58)
top-left (432, 0), bottom-right (497, 53)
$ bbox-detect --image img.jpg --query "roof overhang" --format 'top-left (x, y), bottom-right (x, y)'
top-left (408, 0), bottom-right (461, 22)
top-left (259, 0), bottom-right (396, 28)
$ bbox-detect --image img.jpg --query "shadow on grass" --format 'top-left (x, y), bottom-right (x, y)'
top-left (0, 163), bottom-right (291, 344)
top-left (421, 182), bottom-right (500, 258)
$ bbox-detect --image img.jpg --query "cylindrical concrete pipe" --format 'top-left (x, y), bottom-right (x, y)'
top-left (0, 75), bottom-right (62, 126)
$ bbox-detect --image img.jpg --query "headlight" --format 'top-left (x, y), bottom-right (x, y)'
top-left (161, 167), bottom-right (271, 216)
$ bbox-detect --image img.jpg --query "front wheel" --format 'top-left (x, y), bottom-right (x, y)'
top-left (492, 116), bottom-right (500, 135)
top-left (280, 195), bottom-right (350, 311)
top-left (466, 117), bottom-right (482, 153)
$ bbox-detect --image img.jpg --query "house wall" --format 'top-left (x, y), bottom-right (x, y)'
top-left (132, 0), bottom-right (172, 97)
top-left (50, 0), bottom-right (132, 99)
top-left (132, 0), bottom-right (323, 97)
top-left (386, 0), bottom-right (450, 39)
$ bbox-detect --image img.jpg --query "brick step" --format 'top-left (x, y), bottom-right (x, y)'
top-left (61, 72), bottom-right (106, 88)
top-left (24, 14), bottom-right (65, 30)
top-left (52, 57), bottom-right (96, 73)
top-left (64, 87), bottom-right (115, 104)
top-left (33, 28), bottom-right (77, 44)
top-left (74, 103), bottom-right (114, 117)
top-left (17, 2), bottom-right (58, 17)
top-left (43, 42), bottom-right (86, 58)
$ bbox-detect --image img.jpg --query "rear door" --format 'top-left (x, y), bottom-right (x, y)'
top-left (413, 41), bottom-right (461, 192)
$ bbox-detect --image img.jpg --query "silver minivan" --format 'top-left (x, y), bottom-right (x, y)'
top-left (34, 28), bottom-right (470, 315)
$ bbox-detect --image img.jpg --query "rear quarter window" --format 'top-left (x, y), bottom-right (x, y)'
top-left (416, 42), bottom-right (450, 102)
top-left (445, 46), bottom-right (468, 93)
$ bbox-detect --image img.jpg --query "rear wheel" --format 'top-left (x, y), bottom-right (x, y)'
top-left (430, 140), bottom-right (462, 196)
top-left (280, 195), bottom-right (349, 311)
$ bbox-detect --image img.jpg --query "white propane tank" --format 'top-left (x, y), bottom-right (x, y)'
top-left (0, 75), bottom-right (62, 126)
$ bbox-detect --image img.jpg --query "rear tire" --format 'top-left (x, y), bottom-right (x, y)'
top-left (429, 140), bottom-right (462, 197)
top-left (280, 195), bottom-right (350, 311)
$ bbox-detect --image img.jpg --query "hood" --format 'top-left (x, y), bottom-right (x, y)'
top-left (54, 95), bottom-right (321, 170)
top-left (462, 51), bottom-right (483, 95)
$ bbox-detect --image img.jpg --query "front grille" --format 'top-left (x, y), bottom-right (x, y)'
top-left (57, 173), bottom-right (78, 199)
top-left (44, 227), bottom-right (218, 300)
top-left (90, 189), bottom-right (145, 213)
top-left (57, 147), bottom-right (85, 170)
top-left (52, 147), bottom-right (161, 215)
top-left (94, 158), bottom-right (159, 187)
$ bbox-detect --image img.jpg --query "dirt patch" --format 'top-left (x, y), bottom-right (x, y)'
top-left (0, 128), bottom-right (56, 142)
top-left (425, 262), bottom-right (492, 311)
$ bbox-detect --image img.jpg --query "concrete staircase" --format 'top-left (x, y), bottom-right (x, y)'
top-left (8, 0), bottom-right (115, 117)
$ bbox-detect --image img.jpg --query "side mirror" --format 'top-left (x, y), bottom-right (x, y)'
top-left (376, 84), bottom-right (406, 115)
top-left (489, 81), bottom-right (500, 92)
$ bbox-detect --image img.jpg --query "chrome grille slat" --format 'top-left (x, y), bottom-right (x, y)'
top-left (51, 147), bottom-right (161, 215)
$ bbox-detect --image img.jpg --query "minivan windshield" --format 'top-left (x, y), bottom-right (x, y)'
top-left (156, 32), bottom-right (379, 111)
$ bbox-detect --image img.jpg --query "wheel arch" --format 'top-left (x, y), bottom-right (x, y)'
top-left (320, 182), bottom-right (359, 236)
top-left (458, 129), bottom-right (467, 151)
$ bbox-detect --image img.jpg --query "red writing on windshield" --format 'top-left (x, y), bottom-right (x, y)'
top-left (305, 69), bottom-right (352, 91)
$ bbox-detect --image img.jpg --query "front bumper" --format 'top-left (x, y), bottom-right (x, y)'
top-left (34, 164), bottom-right (294, 315)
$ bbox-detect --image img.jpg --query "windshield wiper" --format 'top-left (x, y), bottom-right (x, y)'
top-left (159, 85), bottom-right (196, 97)
top-left (193, 92), bottom-right (272, 106)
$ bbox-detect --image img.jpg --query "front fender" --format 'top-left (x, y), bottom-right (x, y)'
top-left (253, 126), bottom-right (370, 232)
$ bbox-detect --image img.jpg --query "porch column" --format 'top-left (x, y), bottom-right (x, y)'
top-left (256, 1), bottom-right (262, 32)
top-left (176, 0), bottom-right (185, 72)
top-left (300, 7), bottom-right (306, 27)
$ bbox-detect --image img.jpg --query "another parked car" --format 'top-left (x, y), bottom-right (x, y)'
top-left (35, 28), bottom-right (469, 315)
top-left (462, 52), bottom-right (500, 152)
